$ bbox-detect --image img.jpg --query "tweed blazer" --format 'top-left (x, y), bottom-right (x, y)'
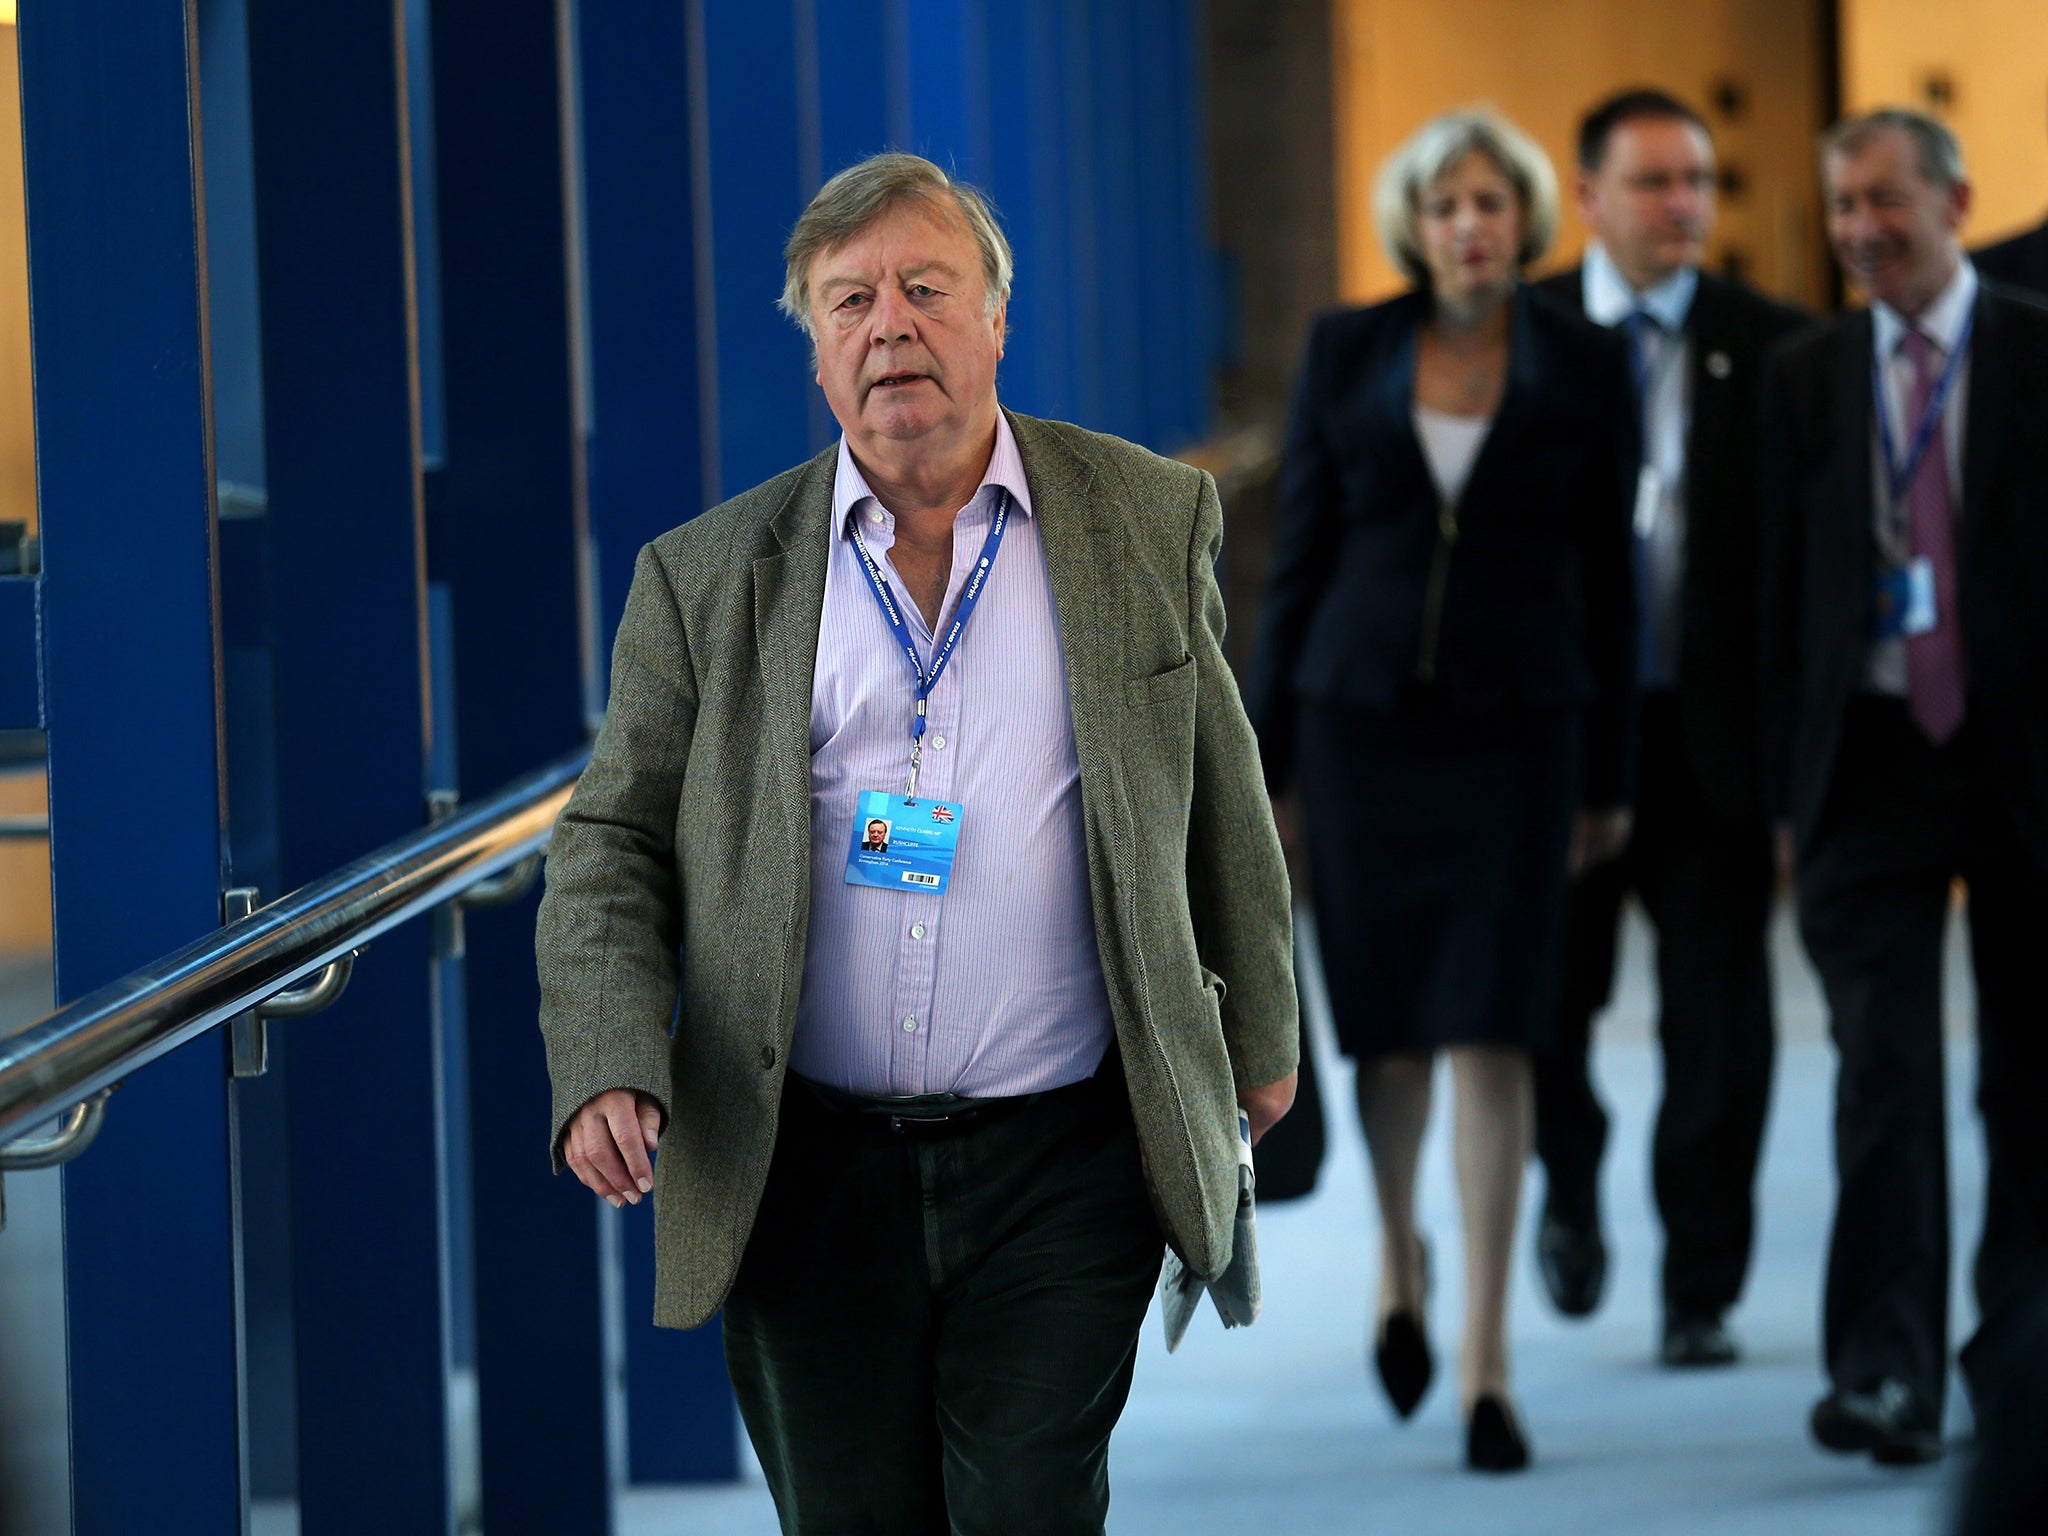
top-left (536, 410), bottom-right (1298, 1329)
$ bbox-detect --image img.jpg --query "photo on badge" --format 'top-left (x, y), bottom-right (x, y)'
top-left (844, 789), bottom-right (964, 894)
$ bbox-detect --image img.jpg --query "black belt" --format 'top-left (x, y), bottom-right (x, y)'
top-left (792, 1062), bottom-right (1114, 1137)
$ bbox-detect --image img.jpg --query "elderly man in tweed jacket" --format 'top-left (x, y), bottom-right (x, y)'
top-left (536, 151), bottom-right (1296, 1534)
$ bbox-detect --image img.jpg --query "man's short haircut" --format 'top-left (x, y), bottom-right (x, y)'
top-left (1577, 88), bottom-right (1711, 171)
top-left (1820, 108), bottom-right (1968, 190)
top-left (1373, 108), bottom-right (1559, 287)
top-left (780, 151), bottom-right (1014, 339)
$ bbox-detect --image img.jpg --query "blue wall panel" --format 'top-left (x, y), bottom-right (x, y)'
top-left (815, 0), bottom-right (901, 176)
top-left (244, 2), bottom-right (450, 1533)
top-left (425, 1), bottom-right (610, 1530)
top-left (580, 0), bottom-right (706, 664)
top-left (694, 0), bottom-right (824, 495)
top-left (576, 0), bottom-right (743, 1485)
top-left (904, 0), bottom-right (989, 181)
top-left (17, 2), bottom-right (241, 1532)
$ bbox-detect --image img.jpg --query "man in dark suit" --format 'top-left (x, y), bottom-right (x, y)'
top-left (1762, 108), bottom-right (2048, 1467)
top-left (1532, 90), bottom-right (1806, 1368)
top-left (1972, 216), bottom-right (2048, 297)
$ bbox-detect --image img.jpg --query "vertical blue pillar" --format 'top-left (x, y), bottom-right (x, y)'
top-left (18, 3), bottom-right (240, 1533)
top-left (576, 0), bottom-right (741, 1486)
top-left (423, 2), bottom-right (607, 1530)
top-left (903, 0), bottom-right (989, 180)
top-left (692, 0), bottom-right (822, 496)
top-left (983, 0), bottom-right (1076, 422)
top-left (815, 0), bottom-right (902, 177)
top-left (244, 3), bottom-right (449, 1534)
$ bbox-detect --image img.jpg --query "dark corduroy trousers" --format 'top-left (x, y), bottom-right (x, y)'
top-left (723, 1065), bottom-right (1163, 1536)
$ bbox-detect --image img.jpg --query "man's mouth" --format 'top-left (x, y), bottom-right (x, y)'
top-left (870, 372), bottom-right (928, 391)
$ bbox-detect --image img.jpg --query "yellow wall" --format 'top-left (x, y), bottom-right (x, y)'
top-left (1841, 0), bottom-right (2048, 248)
top-left (0, 770), bottom-right (49, 957)
top-left (0, 23), bottom-right (33, 538)
top-left (1332, 0), bottom-right (1830, 310)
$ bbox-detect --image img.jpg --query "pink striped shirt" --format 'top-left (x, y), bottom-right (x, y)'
top-left (789, 413), bottom-right (1114, 1097)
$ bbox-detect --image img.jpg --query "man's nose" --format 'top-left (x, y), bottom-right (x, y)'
top-left (867, 287), bottom-right (914, 342)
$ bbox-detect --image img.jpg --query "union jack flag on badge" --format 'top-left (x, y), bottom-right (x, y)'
top-left (930, 804), bottom-right (954, 823)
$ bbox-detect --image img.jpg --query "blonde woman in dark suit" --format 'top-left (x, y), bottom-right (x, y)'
top-left (1249, 108), bottom-right (1638, 1473)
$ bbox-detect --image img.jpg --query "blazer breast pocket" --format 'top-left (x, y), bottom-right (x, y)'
top-left (1124, 654), bottom-right (1197, 710)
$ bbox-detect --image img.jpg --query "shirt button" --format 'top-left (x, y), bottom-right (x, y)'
top-left (867, 507), bottom-right (884, 524)
top-left (902, 1016), bottom-right (918, 1033)
top-left (910, 923), bottom-right (926, 940)
top-left (931, 734), bottom-right (946, 750)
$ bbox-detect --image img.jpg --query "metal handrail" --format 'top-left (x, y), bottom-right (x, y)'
top-left (0, 746), bottom-right (589, 1147)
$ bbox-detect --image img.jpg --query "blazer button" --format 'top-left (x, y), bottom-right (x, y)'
top-left (761, 1045), bottom-right (777, 1070)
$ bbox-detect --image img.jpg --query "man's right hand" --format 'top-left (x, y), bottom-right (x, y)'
top-left (563, 1088), bottom-right (664, 1208)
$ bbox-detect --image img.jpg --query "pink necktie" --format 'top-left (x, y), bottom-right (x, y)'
top-left (1899, 328), bottom-right (1966, 745)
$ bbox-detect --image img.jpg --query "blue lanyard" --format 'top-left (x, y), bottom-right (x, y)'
top-left (1873, 309), bottom-right (1973, 508)
top-left (848, 489), bottom-right (1010, 794)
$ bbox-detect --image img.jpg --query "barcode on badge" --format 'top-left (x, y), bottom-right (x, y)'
top-left (901, 871), bottom-right (941, 887)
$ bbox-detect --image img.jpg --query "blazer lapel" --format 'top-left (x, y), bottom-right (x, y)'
top-left (752, 445), bottom-right (836, 865)
top-left (1007, 410), bottom-right (1117, 722)
top-left (1683, 277), bottom-right (1735, 525)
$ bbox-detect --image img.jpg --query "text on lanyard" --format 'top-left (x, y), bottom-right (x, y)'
top-left (848, 488), bottom-right (1011, 798)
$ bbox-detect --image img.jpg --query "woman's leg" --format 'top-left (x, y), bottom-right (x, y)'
top-left (1448, 1044), bottom-right (1535, 1405)
top-left (1355, 1051), bottom-right (1436, 1320)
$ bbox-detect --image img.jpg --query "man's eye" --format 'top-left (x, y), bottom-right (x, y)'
top-left (839, 292), bottom-right (869, 310)
top-left (909, 285), bottom-right (937, 298)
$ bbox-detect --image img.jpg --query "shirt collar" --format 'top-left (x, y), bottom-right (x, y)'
top-left (833, 409), bottom-right (1034, 538)
top-left (1872, 256), bottom-right (1978, 361)
top-left (1582, 242), bottom-right (1698, 333)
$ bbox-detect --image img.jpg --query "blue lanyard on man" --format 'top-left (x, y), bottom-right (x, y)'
top-left (848, 488), bottom-right (1011, 801)
top-left (1873, 308), bottom-right (1973, 516)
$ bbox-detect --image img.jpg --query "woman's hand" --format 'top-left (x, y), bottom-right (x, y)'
top-left (1569, 807), bottom-right (1634, 876)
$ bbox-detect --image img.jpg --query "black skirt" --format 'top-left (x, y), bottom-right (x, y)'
top-left (1295, 695), bottom-right (1580, 1059)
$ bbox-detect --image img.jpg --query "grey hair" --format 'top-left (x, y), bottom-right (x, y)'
top-left (780, 152), bottom-right (1014, 338)
top-left (1820, 107), bottom-right (1968, 190)
top-left (1372, 108), bottom-right (1559, 287)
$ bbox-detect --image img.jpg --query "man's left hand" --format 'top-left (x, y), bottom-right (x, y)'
top-left (1237, 1070), bottom-right (1298, 1146)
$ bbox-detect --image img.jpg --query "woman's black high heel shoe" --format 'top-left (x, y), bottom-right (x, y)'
top-left (1374, 1310), bottom-right (1434, 1418)
top-left (1373, 1239), bottom-right (1433, 1419)
top-left (1465, 1393), bottom-right (1531, 1472)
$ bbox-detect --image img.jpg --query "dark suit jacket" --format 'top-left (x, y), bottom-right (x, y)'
top-left (1973, 218), bottom-right (2048, 300)
top-left (1760, 280), bottom-right (2048, 858)
top-left (1247, 285), bottom-right (1639, 805)
top-left (1537, 266), bottom-right (1809, 822)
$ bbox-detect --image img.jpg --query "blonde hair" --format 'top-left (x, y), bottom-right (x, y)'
top-left (1373, 108), bottom-right (1559, 286)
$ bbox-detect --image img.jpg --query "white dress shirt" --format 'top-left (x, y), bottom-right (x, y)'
top-left (1583, 243), bottom-right (1697, 690)
top-left (1865, 258), bottom-right (1976, 696)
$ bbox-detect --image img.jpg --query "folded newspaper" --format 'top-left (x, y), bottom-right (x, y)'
top-left (1158, 1109), bottom-right (1261, 1350)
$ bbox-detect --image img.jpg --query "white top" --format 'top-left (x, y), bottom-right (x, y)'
top-left (1865, 256), bottom-right (1976, 696)
top-left (1413, 405), bottom-right (1491, 505)
top-left (1583, 243), bottom-right (1698, 690)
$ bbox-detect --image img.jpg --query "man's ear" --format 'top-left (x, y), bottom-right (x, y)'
top-left (1946, 177), bottom-right (1974, 234)
top-left (1574, 169), bottom-right (1599, 228)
